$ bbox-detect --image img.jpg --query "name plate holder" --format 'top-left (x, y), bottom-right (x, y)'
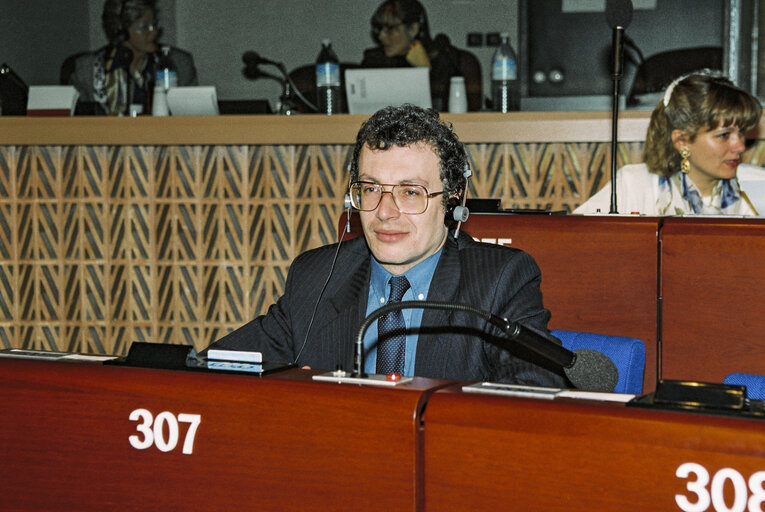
top-left (313, 369), bottom-right (413, 387)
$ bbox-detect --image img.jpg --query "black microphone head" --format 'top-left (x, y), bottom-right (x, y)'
top-left (605, 0), bottom-right (633, 29)
top-left (242, 51), bottom-right (260, 65)
top-left (564, 349), bottom-right (619, 392)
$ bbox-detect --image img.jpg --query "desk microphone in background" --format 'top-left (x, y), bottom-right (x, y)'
top-left (353, 300), bottom-right (619, 392)
top-left (241, 50), bottom-right (319, 113)
top-left (605, 0), bottom-right (633, 214)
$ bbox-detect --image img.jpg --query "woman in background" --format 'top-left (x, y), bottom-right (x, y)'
top-left (361, 0), bottom-right (482, 111)
top-left (575, 72), bottom-right (764, 215)
top-left (66, 0), bottom-right (197, 115)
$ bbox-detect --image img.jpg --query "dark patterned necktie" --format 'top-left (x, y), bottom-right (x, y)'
top-left (376, 276), bottom-right (410, 375)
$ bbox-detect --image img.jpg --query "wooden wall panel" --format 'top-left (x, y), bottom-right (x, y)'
top-left (1, 136), bottom-right (764, 355)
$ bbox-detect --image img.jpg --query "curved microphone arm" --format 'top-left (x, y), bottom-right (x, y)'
top-left (353, 300), bottom-right (618, 391)
top-left (242, 51), bottom-right (319, 113)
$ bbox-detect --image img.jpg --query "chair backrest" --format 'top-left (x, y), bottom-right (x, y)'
top-left (287, 62), bottom-right (361, 113)
top-left (723, 373), bottom-right (765, 400)
top-left (551, 330), bottom-right (646, 394)
top-left (627, 46), bottom-right (722, 102)
top-left (454, 47), bottom-right (482, 111)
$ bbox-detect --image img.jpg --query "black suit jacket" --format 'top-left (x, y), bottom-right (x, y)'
top-left (208, 231), bottom-right (566, 387)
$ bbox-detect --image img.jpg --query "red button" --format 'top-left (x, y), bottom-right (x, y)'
top-left (386, 373), bottom-right (402, 381)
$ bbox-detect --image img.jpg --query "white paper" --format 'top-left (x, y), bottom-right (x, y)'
top-left (27, 85), bottom-right (79, 115)
top-left (166, 86), bottom-right (219, 116)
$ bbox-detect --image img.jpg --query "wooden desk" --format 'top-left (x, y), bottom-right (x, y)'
top-left (423, 386), bottom-right (765, 511)
top-left (660, 217), bottom-right (765, 383)
top-left (462, 214), bottom-right (659, 391)
top-left (0, 357), bottom-right (449, 511)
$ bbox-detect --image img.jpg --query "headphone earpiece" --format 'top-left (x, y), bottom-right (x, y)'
top-left (450, 160), bottom-right (472, 238)
top-left (451, 205), bottom-right (469, 222)
top-left (344, 170), bottom-right (353, 233)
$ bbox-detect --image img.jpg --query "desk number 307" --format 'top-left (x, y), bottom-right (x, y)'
top-left (676, 462), bottom-right (765, 512)
top-left (128, 408), bottom-right (201, 455)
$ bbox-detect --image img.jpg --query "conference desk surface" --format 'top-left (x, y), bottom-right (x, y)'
top-left (3, 356), bottom-right (765, 511)
top-left (424, 386), bottom-right (765, 512)
top-left (660, 217), bottom-right (765, 384)
top-left (0, 356), bottom-right (449, 511)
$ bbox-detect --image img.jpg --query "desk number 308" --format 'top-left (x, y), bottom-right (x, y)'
top-left (128, 408), bottom-right (201, 455)
top-left (676, 462), bottom-right (765, 512)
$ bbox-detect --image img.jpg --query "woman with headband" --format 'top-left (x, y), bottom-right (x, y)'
top-left (575, 72), bottom-right (763, 215)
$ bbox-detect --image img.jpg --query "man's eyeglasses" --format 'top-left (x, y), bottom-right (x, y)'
top-left (349, 181), bottom-right (445, 215)
top-left (132, 22), bottom-right (158, 34)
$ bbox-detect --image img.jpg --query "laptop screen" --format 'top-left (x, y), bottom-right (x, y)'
top-left (344, 67), bottom-right (431, 115)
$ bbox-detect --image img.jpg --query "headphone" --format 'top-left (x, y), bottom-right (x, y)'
top-left (447, 161), bottom-right (472, 238)
top-left (344, 172), bottom-right (353, 234)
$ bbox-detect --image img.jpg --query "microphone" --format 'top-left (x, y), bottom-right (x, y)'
top-left (242, 50), bottom-right (278, 68)
top-left (604, 0), bottom-right (633, 214)
top-left (353, 300), bottom-right (619, 392)
top-left (241, 50), bottom-right (319, 112)
top-left (605, 0), bottom-right (633, 79)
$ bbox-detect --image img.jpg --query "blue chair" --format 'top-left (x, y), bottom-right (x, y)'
top-left (551, 330), bottom-right (646, 394)
top-left (723, 373), bottom-right (765, 400)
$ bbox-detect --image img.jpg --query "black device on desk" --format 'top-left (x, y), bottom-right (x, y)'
top-left (0, 63), bottom-right (28, 115)
top-left (106, 342), bottom-right (294, 375)
top-left (629, 379), bottom-right (765, 418)
top-left (218, 99), bottom-right (273, 115)
top-left (466, 198), bottom-right (566, 215)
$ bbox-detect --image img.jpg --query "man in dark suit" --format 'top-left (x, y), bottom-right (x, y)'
top-left (207, 105), bottom-right (565, 387)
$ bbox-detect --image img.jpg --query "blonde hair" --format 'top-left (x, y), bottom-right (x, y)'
top-left (645, 73), bottom-right (762, 177)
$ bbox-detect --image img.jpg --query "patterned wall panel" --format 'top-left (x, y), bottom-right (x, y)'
top-left (1, 139), bottom-right (764, 355)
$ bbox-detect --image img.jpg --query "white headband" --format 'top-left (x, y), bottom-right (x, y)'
top-left (663, 69), bottom-right (721, 108)
top-left (663, 73), bottom-right (691, 108)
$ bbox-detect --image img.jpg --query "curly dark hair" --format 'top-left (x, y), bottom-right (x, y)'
top-left (350, 104), bottom-right (469, 202)
top-left (102, 0), bottom-right (157, 45)
top-left (646, 72), bottom-right (762, 177)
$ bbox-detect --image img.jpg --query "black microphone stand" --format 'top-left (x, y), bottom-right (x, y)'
top-left (352, 300), bottom-right (618, 392)
top-left (609, 27), bottom-right (624, 214)
top-left (605, 0), bottom-right (633, 213)
top-left (242, 53), bottom-right (318, 114)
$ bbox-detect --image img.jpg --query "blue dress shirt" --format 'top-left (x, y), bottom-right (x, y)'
top-left (363, 248), bottom-right (443, 376)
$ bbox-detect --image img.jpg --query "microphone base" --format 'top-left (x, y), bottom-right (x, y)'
top-left (312, 370), bottom-right (413, 387)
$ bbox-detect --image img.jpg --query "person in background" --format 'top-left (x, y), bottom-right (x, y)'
top-left (65, 0), bottom-right (197, 115)
top-left (361, 0), bottom-right (482, 112)
top-left (205, 104), bottom-right (565, 387)
top-left (575, 72), bottom-right (764, 215)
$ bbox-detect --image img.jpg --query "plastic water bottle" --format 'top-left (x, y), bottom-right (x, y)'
top-left (155, 46), bottom-right (177, 91)
top-left (315, 39), bottom-right (341, 115)
top-left (491, 33), bottom-right (519, 112)
top-left (152, 83), bottom-right (169, 116)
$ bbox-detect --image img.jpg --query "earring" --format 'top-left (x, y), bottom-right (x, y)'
top-left (680, 148), bottom-right (691, 174)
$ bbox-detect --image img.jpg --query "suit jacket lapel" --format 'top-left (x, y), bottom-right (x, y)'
top-left (320, 238), bottom-right (371, 370)
top-left (415, 233), bottom-right (462, 374)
